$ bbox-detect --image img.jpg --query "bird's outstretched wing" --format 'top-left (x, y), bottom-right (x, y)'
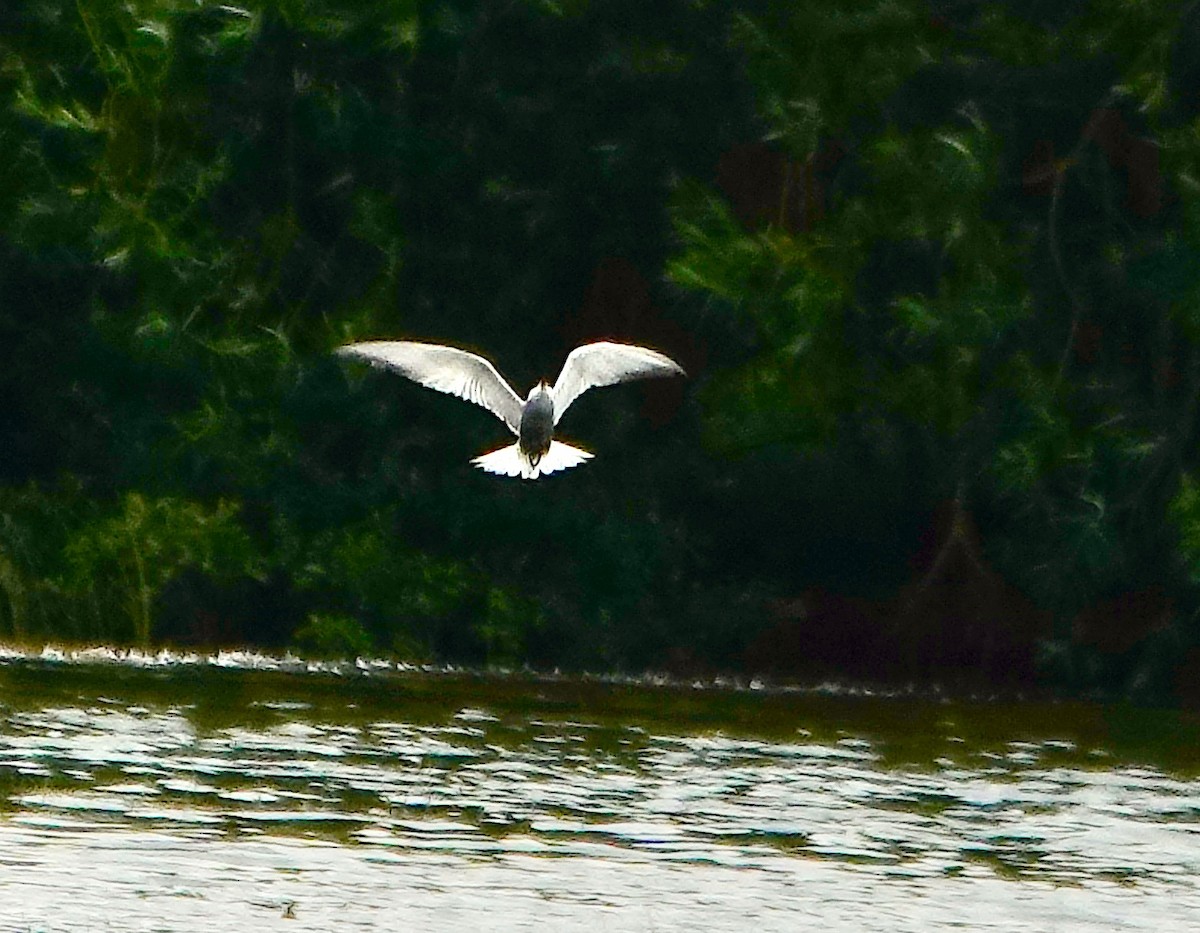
top-left (337, 341), bottom-right (523, 435)
top-left (550, 341), bottom-right (685, 424)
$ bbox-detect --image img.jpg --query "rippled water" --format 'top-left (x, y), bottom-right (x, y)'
top-left (0, 654), bottom-right (1198, 931)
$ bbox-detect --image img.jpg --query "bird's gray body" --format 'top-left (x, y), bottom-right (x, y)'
top-left (336, 339), bottom-right (685, 479)
top-left (518, 385), bottom-right (556, 468)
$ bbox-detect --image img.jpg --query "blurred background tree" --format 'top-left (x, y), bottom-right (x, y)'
top-left (3, 0), bottom-right (1200, 703)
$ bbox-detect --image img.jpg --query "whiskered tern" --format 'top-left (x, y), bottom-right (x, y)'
top-left (336, 339), bottom-right (685, 479)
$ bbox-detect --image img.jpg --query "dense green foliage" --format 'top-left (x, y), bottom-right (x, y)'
top-left (3, 0), bottom-right (1200, 702)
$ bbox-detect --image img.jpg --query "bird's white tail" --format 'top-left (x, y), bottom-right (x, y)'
top-left (471, 440), bottom-right (594, 479)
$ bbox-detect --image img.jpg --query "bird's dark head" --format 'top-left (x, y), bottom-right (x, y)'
top-left (522, 386), bottom-right (554, 422)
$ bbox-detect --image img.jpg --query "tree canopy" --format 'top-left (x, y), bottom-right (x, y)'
top-left (3, 0), bottom-right (1200, 703)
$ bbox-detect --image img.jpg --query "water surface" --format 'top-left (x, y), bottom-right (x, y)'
top-left (0, 652), bottom-right (1198, 931)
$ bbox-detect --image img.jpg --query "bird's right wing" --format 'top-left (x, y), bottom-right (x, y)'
top-left (336, 341), bottom-right (523, 435)
top-left (550, 341), bottom-right (685, 424)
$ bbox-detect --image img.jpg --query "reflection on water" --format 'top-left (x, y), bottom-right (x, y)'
top-left (0, 653), bottom-right (1198, 931)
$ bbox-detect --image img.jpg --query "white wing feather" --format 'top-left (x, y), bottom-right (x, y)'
top-left (550, 341), bottom-right (685, 425)
top-left (337, 341), bottom-right (523, 435)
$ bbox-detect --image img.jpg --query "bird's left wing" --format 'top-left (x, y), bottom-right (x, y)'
top-left (337, 340), bottom-right (523, 435)
top-left (550, 341), bottom-right (685, 424)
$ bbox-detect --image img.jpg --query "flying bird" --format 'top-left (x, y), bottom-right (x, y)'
top-left (336, 339), bottom-right (685, 479)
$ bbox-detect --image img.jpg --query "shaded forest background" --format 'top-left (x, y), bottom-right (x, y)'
top-left (5, 0), bottom-right (1200, 704)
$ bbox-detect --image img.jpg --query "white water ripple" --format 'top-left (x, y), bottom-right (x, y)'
top-left (0, 659), bottom-right (1196, 931)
